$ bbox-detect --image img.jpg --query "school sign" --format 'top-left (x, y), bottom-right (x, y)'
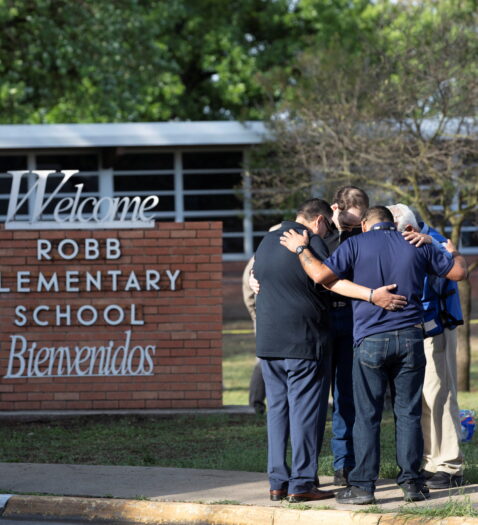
top-left (0, 171), bottom-right (223, 410)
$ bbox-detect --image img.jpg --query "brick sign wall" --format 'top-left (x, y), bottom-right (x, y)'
top-left (0, 222), bottom-right (223, 410)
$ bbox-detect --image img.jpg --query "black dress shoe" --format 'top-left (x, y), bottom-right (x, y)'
top-left (270, 489), bottom-right (287, 501)
top-left (400, 481), bottom-right (430, 502)
top-left (425, 471), bottom-right (464, 489)
top-left (336, 485), bottom-right (375, 505)
top-left (420, 469), bottom-right (435, 479)
top-left (333, 466), bottom-right (353, 486)
top-left (287, 487), bottom-right (335, 503)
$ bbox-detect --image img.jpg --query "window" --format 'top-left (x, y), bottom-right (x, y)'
top-left (183, 172), bottom-right (242, 190)
top-left (112, 153), bottom-right (174, 171)
top-left (35, 153), bottom-right (100, 220)
top-left (0, 153), bottom-right (100, 220)
top-left (36, 154), bottom-right (98, 172)
top-left (182, 151), bottom-right (246, 255)
top-left (0, 155), bottom-right (28, 172)
top-left (184, 194), bottom-right (243, 211)
top-left (461, 228), bottom-right (478, 249)
top-left (44, 173), bottom-right (98, 194)
top-left (0, 156), bottom-right (28, 217)
top-left (456, 217), bottom-right (478, 253)
top-left (115, 175), bottom-right (174, 192)
top-left (183, 152), bottom-right (242, 170)
top-left (112, 152), bottom-right (175, 220)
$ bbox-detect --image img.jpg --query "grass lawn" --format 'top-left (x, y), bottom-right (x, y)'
top-left (0, 413), bottom-right (268, 472)
top-left (0, 320), bottom-right (476, 484)
top-left (222, 320), bottom-right (478, 481)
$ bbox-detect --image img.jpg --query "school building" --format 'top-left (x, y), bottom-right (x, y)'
top-left (0, 121), bottom-right (476, 320)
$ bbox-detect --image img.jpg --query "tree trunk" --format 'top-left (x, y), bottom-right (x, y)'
top-left (457, 278), bottom-right (471, 391)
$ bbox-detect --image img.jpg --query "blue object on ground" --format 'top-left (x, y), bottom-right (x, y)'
top-left (460, 409), bottom-right (476, 442)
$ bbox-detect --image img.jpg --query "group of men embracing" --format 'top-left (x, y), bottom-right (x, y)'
top-left (251, 186), bottom-right (468, 504)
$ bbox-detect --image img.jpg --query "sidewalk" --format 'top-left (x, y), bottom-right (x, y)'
top-left (0, 462), bottom-right (477, 524)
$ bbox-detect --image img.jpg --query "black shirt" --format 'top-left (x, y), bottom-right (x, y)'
top-left (324, 223), bottom-right (363, 253)
top-left (253, 220), bottom-right (331, 360)
top-left (324, 224), bottom-right (362, 306)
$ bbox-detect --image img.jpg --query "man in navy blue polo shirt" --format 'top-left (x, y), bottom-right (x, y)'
top-left (279, 206), bottom-right (468, 504)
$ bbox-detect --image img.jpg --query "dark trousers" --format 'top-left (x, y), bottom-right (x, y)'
top-left (348, 326), bottom-right (426, 493)
top-left (330, 305), bottom-right (355, 471)
top-left (261, 355), bottom-right (330, 494)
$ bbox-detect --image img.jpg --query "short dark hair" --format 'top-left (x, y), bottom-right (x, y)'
top-left (333, 186), bottom-right (369, 212)
top-left (362, 205), bottom-right (394, 224)
top-left (296, 198), bottom-right (332, 222)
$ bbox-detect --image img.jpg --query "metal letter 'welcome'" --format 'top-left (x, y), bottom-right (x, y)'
top-left (6, 171), bottom-right (159, 230)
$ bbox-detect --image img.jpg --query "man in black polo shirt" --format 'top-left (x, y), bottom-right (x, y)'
top-left (279, 206), bottom-right (468, 504)
top-left (254, 200), bottom-right (407, 503)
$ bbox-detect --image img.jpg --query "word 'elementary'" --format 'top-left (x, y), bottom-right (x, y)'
top-left (0, 269), bottom-right (180, 294)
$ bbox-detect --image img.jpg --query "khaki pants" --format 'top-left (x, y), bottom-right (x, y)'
top-left (421, 328), bottom-right (464, 475)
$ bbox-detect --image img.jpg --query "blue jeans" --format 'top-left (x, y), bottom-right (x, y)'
top-left (348, 327), bottom-right (426, 493)
top-left (261, 355), bottom-right (331, 494)
top-left (330, 305), bottom-right (355, 470)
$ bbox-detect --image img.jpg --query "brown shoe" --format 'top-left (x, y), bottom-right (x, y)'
top-left (287, 487), bottom-right (335, 503)
top-left (270, 489), bottom-right (287, 501)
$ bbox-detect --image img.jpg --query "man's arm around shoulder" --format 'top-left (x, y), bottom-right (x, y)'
top-left (443, 240), bottom-right (468, 281)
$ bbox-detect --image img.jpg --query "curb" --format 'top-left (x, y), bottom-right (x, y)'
top-left (3, 495), bottom-right (478, 525)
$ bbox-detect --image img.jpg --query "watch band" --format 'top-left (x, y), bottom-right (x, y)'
top-left (295, 245), bottom-right (308, 256)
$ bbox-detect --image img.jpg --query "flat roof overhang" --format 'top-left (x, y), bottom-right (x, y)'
top-left (0, 121), bottom-right (267, 149)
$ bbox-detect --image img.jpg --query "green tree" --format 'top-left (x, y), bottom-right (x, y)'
top-left (250, 0), bottom-right (478, 389)
top-left (0, 0), bottom-right (170, 122)
top-left (0, 0), bottom-right (376, 122)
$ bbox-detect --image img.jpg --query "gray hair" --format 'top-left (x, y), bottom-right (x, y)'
top-left (387, 203), bottom-right (419, 232)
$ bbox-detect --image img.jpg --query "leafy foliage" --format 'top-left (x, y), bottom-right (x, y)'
top-left (251, 1), bottom-right (478, 236)
top-left (0, 0), bottom-right (376, 123)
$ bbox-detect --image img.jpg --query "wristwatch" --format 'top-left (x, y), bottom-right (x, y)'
top-left (295, 245), bottom-right (308, 255)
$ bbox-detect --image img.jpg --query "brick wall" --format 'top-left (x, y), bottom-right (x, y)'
top-left (0, 222), bottom-right (223, 410)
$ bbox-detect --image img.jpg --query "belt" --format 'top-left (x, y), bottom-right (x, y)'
top-left (332, 301), bottom-right (348, 308)
top-left (414, 323), bottom-right (424, 329)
